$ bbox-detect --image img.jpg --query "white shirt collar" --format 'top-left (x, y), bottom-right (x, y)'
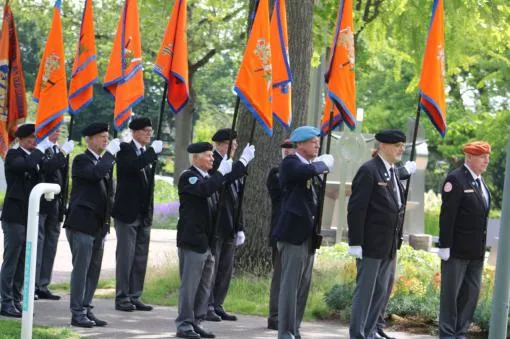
top-left (464, 163), bottom-right (482, 181)
top-left (19, 146), bottom-right (31, 155)
top-left (295, 151), bottom-right (311, 164)
top-left (133, 139), bottom-right (144, 152)
top-left (87, 148), bottom-right (101, 161)
top-left (193, 165), bottom-right (209, 178)
top-left (378, 154), bottom-right (394, 172)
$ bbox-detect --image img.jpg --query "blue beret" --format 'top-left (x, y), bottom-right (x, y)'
top-left (82, 122), bottom-right (109, 137)
top-left (15, 123), bottom-right (35, 138)
top-left (290, 126), bottom-right (320, 143)
top-left (187, 142), bottom-right (213, 154)
top-left (375, 129), bottom-right (406, 144)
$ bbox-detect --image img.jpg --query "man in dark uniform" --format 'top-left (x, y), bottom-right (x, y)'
top-left (272, 126), bottom-right (334, 339)
top-left (205, 128), bottom-right (255, 322)
top-left (112, 117), bottom-right (163, 312)
top-left (35, 127), bottom-right (74, 300)
top-left (64, 123), bottom-right (119, 328)
top-left (266, 139), bottom-right (295, 331)
top-left (348, 129), bottom-right (407, 339)
top-left (438, 141), bottom-right (491, 339)
top-left (175, 142), bottom-right (235, 339)
top-left (0, 123), bottom-right (51, 318)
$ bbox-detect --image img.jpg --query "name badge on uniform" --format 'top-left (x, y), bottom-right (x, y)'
top-left (307, 179), bottom-right (312, 189)
top-left (464, 189), bottom-right (474, 193)
top-left (377, 182), bottom-right (388, 186)
top-left (189, 176), bottom-right (198, 185)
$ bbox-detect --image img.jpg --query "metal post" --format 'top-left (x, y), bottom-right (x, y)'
top-left (489, 132), bottom-right (510, 339)
top-left (21, 183), bottom-right (61, 339)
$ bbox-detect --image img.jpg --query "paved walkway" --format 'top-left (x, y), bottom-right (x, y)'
top-left (0, 229), bottom-right (437, 338)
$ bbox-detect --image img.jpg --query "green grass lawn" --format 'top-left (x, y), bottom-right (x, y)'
top-left (0, 319), bottom-right (79, 339)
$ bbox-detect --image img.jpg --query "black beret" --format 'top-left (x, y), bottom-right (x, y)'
top-left (375, 129), bottom-right (406, 144)
top-left (280, 139), bottom-right (295, 149)
top-left (212, 128), bottom-right (237, 142)
top-left (82, 122), bottom-right (109, 137)
top-left (129, 117), bottom-right (152, 130)
top-left (15, 123), bottom-right (35, 138)
top-left (187, 142), bottom-right (213, 154)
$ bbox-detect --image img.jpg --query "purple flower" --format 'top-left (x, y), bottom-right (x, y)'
top-left (154, 201), bottom-right (179, 217)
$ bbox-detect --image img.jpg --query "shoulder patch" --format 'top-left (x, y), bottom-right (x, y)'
top-left (188, 176), bottom-right (198, 185)
top-left (443, 181), bottom-right (453, 193)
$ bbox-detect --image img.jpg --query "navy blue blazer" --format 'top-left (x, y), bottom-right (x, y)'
top-left (272, 154), bottom-right (329, 245)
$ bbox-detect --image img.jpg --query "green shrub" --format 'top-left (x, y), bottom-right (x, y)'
top-left (424, 209), bottom-right (440, 236)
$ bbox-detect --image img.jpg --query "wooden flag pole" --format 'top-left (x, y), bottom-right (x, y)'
top-left (61, 115), bottom-right (75, 221)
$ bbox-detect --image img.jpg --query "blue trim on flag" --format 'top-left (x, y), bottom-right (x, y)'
top-left (427, 0), bottom-right (440, 32)
top-left (71, 55), bottom-right (97, 77)
top-left (69, 78), bottom-right (97, 99)
top-left (153, 68), bottom-right (169, 83)
top-left (419, 90), bottom-right (446, 137)
top-left (120, 0), bottom-right (127, 78)
top-left (320, 115), bottom-right (343, 136)
top-left (325, 0), bottom-right (345, 83)
top-left (273, 112), bottom-right (291, 129)
top-left (34, 108), bottom-right (66, 142)
top-left (327, 90), bottom-right (356, 129)
top-left (113, 95), bottom-right (144, 131)
top-left (120, 63), bottom-right (143, 83)
top-left (71, 0), bottom-right (90, 78)
top-left (32, 97), bottom-right (39, 103)
top-left (275, 0), bottom-right (292, 83)
top-left (272, 80), bottom-right (291, 88)
top-left (234, 86), bottom-right (273, 136)
top-left (69, 97), bottom-right (93, 115)
top-left (55, 0), bottom-right (62, 10)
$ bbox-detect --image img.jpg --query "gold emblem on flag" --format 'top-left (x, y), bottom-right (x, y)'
top-left (437, 44), bottom-right (445, 79)
top-left (162, 43), bottom-right (174, 57)
top-left (41, 53), bottom-right (61, 89)
top-left (337, 26), bottom-right (355, 70)
top-left (0, 61), bottom-right (8, 119)
top-left (253, 38), bottom-right (272, 90)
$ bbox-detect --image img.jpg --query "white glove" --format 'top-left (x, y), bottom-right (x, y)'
top-left (348, 246), bottom-right (362, 259)
top-left (106, 138), bottom-right (121, 155)
top-left (61, 140), bottom-right (74, 155)
top-left (36, 138), bottom-right (52, 153)
top-left (235, 231), bottom-right (246, 246)
top-left (239, 143), bottom-right (255, 166)
top-left (315, 154), bottom-right (334, 171)
top-left (437, 248), bottom-right (450, 261)
top-left (217, 157), bottom-right (233, 176)
top-left (151, 140), bottom-right (163, 154)
top-left (404, 161), bottom-right (417, 175)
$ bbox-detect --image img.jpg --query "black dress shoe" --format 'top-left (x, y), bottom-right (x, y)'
top-left (71, 317), bottom-right (95, 328)
top-left (214, 306), bottom-right (237, 321)
top-left (192, 323), bottom-right (215, 338)
top-left (131, 299), bottom-right (153, 311)
top-left (0, 305), bottom-right (21, 318)
top-left (175, 329), bottom-right (200, 339)
top-left (87, 311), bottom-right (108, 326)
top-left (267, 318), bottom-right (278, 330)
top-left (115, 303), bottom-right (135, 312)
top-left (377, 328), bottom-right (396, 339)
top-left (14, 302), bottom-right (22, 313)
top-left (37, 289), bottom-right (61, 300)
top-left (205, 309), bottom-right (221, 322)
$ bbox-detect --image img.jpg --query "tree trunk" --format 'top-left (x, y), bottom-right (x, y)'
top-left (172, 85), bottom-right (196, 183)
top-left (235, 0), bottom-right (315, 273)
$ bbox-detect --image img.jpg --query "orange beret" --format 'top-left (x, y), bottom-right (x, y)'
top-left (463, 141), bottom-right (491, 155)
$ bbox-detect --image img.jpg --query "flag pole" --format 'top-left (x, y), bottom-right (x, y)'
top-left (156, 83), bottom-right (168, 140)
top-left (61, 115), bottom-right (75, 222)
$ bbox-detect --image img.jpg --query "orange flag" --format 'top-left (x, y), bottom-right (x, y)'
top-left (234, 0), bottom-right (273, 136)
top-left (103, 0), bottom-right (144, 131)
top-left (33, 0), bottom-right (68, 142)
top-left (323, 0), bottom-right (356, 135)
top-left (270, 0), bottom-right (292, 128)
top-left (419, 0), bottom-right (446, 137)
top-left (69, 0), bottom-right (98, 115)
top-left (0, 2), bottom-right (27, 157)
top-left (154, 0), bottom-right (189, 113)
top-left (320, 96), bottom-right (343, 135)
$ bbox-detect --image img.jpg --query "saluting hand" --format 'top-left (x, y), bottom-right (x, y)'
top-left (151, 140), bottom-right (163, 154)
top-left (240, 143), bottom-right (255, 166)
top-left (314, 154), bottom-right (335, 171)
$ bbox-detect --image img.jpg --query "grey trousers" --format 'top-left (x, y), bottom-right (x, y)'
top-left (114, 217), bottom-right (151, 305)
top-left (268, 245), bottom-right (282, 324)
top-left (36, 207), bottom-right (60, 292)
top-left (1, 222), bottom-right (26, 307)
top-left (277, 240), bottom-right (314, 339)
top-left (208, 235), bottom-right (235, 308)
top-left (175, 247), bottom-right (215, 333)
top-left (376, 257), bottom-right (397, 331)
top-left (66, 229), bottom-right (105, 320)
top-left (349, 257), bottom-right (395, 339)
top-left (439, 257), bottom-right (483, 339)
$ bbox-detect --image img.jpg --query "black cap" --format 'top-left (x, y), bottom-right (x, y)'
top-left (187, 142), bottom-right (213, 154)
top-left (15, 123), bottom-right (35, 138)
top-left (375, 129), bottom-right (406, 144)
top-left (212, 128), bottom-right (237, 142)
top-left (129, 117), bottom-right (152, 131)
top-left (82, 122), bottom-right (109, 137)
top-left (280, 139), bottom-right (295, 149)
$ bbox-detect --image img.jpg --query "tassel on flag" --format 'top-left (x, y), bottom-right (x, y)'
top-left (103, 0), bottom-right (144, 131)
top-left (270, 0), bottom-right (292, 128)
top-left (323, 0), bottom-right (356, 135)
top-left (419, 0), bottom-right (447, 137)
top-left (154, 0), bottom-right (189, 113)
top-left (233, 0), bottom-right (273, 136)
top-left (33, 0), bottom-right (68, 142)
top-left (0, 1), bottom-right (27, 157)
top-left (69, 0), bottom-right (98, 115)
